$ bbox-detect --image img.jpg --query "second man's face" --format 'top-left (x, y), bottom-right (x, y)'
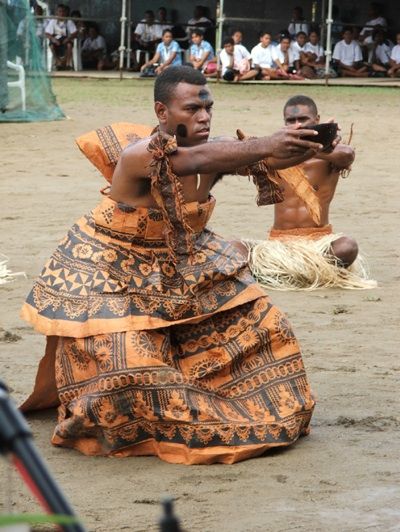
top-left (284, 104), bottom-right (319, 128)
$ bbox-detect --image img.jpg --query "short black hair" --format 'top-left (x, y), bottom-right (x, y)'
top-left (284, 95), bottom-right (318, 115)
top-left (223, 37), bottom-right (234, 46)
top-left (296, 31), bottom-right (307, 38)
top-left (162, 28), bottom-right (172, 36)
top-left (259, 31), bottom-right (271, 38)
top-left (154, 66), bottom-right (206, 104)
top-left (191, 29), bottom-right (204, 38)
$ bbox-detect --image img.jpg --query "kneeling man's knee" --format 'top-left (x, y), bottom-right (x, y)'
top-left (332, 236), bottom-right (358, 267)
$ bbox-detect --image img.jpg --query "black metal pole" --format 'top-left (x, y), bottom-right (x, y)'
top-left (0, 380), bottom-right (85, 532)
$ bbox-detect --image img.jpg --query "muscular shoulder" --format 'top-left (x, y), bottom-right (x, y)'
top-left (115, 135), bottom-right (156, 180)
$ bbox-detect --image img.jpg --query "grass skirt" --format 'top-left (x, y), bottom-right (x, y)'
top-left (247, 226), bottom-right (377, 291)
top-left (0, 254), bottom-right (25, 285)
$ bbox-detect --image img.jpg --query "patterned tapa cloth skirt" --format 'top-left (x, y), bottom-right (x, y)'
top-left (248, 225), bottom-right (377, 291)
top-left (21, 196), bottom-right (314, 464)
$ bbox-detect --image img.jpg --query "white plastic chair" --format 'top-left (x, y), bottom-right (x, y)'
top-left (136, 49), bottom-right (150, 64)
top-left (45, 38), bottom-right (81, 71)
top-left (7, 60), bottom-right (26, 112)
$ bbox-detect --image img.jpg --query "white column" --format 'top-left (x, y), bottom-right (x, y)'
top-left (119, 0), bottom-right (127, 77)
top-left (324, 0), bottom-right (333, 78)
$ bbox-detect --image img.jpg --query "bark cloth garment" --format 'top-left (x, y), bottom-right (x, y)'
top-left (249, 225), bottom-right (377, 291)
top-left (21, 129), bottom-right (315, 464)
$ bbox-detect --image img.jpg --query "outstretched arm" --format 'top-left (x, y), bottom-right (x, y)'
top-left (314, 143), bottom-right (355, 169)
top-left (113, 129), bottom-right (322, 183)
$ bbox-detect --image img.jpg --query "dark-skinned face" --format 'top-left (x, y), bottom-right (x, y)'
top-left (224, 42), bottom-right (234, 54)
top-left (284, 104), bottom-right (319, 128)
top-left (343, 30), bottom-right (353, 44)
top-left (162, 32), bottom-right (173, 45)
top-left (297, 34), bottom-right (307, 47)
top-left (233, 31), bottom-right (242, 44)
top-left (280, 38), bottom-right (290, 51)
top-left (260, 34), bottom-right (271, 47)
top-left (156, 82), bottom-right (213, 147)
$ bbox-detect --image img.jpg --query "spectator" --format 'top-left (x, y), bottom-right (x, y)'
top-left (368, 29), bottom-right (392, 76)
top-left (333, 27), bottom-right (368, 77)
top-left (272, 34), bottom-right (303, 79)
top-left (219, 37), bottom-right (257, 82)
top-left (388, 32), bottom-right (400, 78)
top-left (300, 30), bottom-right (329, 79)
top-left (70, 10), bottom-right (87, 44)
top-left (17, 4), bottom-right (45, 50)
top-left (231, 30), bottom-right (252, 58)
top-left (45, 3), bottom-right (77, 70)
top-left (189, 29), bottom-right (214, 73)
top-left (291, 31), bottom-right (308, 72)
top-left (250, 31), bottom-right (276, 80)
top-left (232, 30), bottom-right (243, 46)
top-left (134, 10), bottom-right (162, 65)
top-left (81, 24), bottom-right (107, 70)
top-left (359, 2), bottom-right (387, 45)
top-left (186, 5), bottom-right (212, 41)
top-left (140, 28), bottom-right (181, 77)
top-left (157, 7), bottom-right (172, 34)
top-left (288, 6), bottom-right (309, 39)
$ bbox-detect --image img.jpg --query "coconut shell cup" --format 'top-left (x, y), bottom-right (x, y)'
top-left (303, 123), bottom-right (338, 151)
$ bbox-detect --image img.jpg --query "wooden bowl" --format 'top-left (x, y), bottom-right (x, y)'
top-left (303, 122), bottom-right (338, 149)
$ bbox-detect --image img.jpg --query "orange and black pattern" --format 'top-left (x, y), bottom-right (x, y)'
top-left (236, 128), bottom-right (285, 206)
top-left (21, 195), bottom-right (264, 337)
top-left (52, 297), bottom-right (314, 464)
top-left (22, 131), bottom-right (315, 464)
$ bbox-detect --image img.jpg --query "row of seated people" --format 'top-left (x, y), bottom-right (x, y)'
top-left (23, 2), bottom-right (400, 78)
top-left (38, 4), bottom-right (214, 71)
top-left (138, 27), bottom-right (400, 81)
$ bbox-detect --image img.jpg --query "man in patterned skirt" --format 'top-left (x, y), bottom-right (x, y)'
top-left (21, 66), bottom-right (321, 464)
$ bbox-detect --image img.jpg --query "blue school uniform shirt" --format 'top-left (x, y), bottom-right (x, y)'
top-left (156, 40), bottom-right (182, 65)
top-left (190, 40), bottom-right (214, 61)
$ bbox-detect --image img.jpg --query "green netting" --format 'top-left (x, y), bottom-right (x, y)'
top-left (0, 0), bottom-right (64, 122)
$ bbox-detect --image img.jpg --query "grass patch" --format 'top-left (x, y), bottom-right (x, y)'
top-left (52, 78), bottom-right (400, 107)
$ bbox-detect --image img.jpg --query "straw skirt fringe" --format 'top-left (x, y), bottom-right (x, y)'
top-left (0, 254), bottom-right (25, 286)
top-left (247, 234), bottom-right (377, 291)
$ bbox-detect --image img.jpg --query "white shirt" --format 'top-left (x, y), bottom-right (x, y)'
top-left (235, 44), bottom-right (251, 60)
top-left (288, 21), bottom-right (309, 37)
top-left (81, 35), bottom-right (106, 52)
top-left (134, 21), bottom-right (162, 42)
top-left (333, 40), bottom-right (362, 66)
top-left (251, 43), bottom-right (274, 68)
top-left (220, 45), bottom-right (251, 74)
top-left (17, 17), bottom-right (44, 39)
top-left (304, 42), bottom-right (325, 61)
top-left (186, 16), bottom-right (212, 38)
top-left (272, 44), bottom-right (296, 67)
top-left (157, 20), bottom-right (172, 34)
top-left (45, 18), bottom-right (76, 38)
top-left (290, 41), bottom-right (307, 61)
top-left (371, 42), bottom-right (392, 64)
top-left (360, 16), bottom-right (387, 36)
top-left (390, 44), bottom-right (400, 64)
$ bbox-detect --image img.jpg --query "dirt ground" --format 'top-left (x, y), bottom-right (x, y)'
top-left (0, 79), bottom-right (399, 531)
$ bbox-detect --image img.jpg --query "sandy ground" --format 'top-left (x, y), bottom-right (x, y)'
top-left (0, 80), bottom-right (399, 531)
